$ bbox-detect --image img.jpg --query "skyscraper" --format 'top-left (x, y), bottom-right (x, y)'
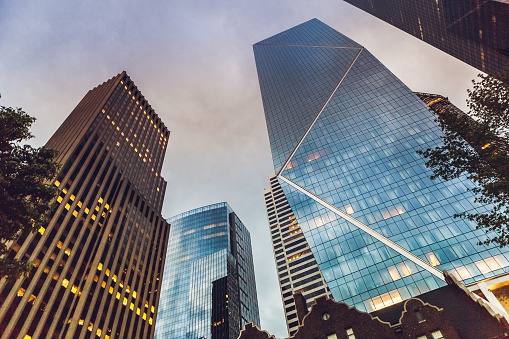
top-left (343, 0), bottom-right (509, 75)
top-left (253, 19), bottom-right (509, 315)
top-left (155, 202), bottom-right (260, 339)
top-left (0, 72), bottom-right (171, 339)
top-left (263, 175), bottom-right (330, 336)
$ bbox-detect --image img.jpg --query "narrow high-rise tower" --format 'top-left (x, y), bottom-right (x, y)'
top-left (0, 72), bottom-right (171, 339)
top-left (254, 19), bottom-right (509, 316)
top-left (263, 175), bottom-right (330, 336)
top-left (343, 0), bottom-right (509, 75)
top-left (155, 202), bottom-right (260, 339)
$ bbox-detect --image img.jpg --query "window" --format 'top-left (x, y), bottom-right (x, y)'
top-left (431, 330), bottom-right (444, 339)
top-left (327, 334), bottom-right (337, 339)
top-left (346, 327), bottom-right (355, 339)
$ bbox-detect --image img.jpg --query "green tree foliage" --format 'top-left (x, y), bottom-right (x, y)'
top-left (419, 69), bottom-right (509, 247)
top-left (0, 104), bottom-right (60, 280)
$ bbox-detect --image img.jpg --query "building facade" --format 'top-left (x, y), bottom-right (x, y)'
top-left (263, 175), bottom-right (330, 336)
top-left (253, 19), bottom-right (509, 315)
top-left (154, 202), bottom-right (260, 339)
top-left (239, 272), bottom-right (509, 339)
top-left (343, 0), bottom-right (509, 75)
top-left (0, 72), bottom-right (171, 339)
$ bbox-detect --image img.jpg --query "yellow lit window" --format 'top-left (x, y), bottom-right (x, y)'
top-left (123, 297), bottom-right (127, 306)
top-left (151, 306), bottom-right (155, 313)
top-left (54, 180), bottom-right (60, 187)
top-left (130, 303), bottom-right (134, 310)
top-left (73, 210), bottom-right (78, 217)
top-left (105, 335), bottom-right (110, 339)
top-left (96, 328), bottom-right (102, 336)
top-left (101, 281), bottom-right (106, 288)
top-left (62, 279), bottom-right (69, 288)
top-left (62, 188), bottom-right (67, 194)
top-left (143, 313), bottom-right (147, 320)
top-left (88, 322), bottom-right (93, 331)
top-left (426, 252), bottom-right (441, 266)
top-left (116, 292), bottom-right (120, 300)
top-left (65, 248), bottom-right (71, 255)
top-left (24, 335), bottom-right (32, 339)
top-left (57, 196), bottom-right (63, 203)
top-left (38, 226), bottom-right (45, 235)
top-left (17, 288), bottom-right (25, 297)
top-left (388, 266), bottom-right (400, 281)
top-left (105, 204), bottom-right (109, 210)
top-left (102, 212), bottom-right (106, 218)
top-left (56, 241), bottom-right (63, 248)
top-left (95, 206), bottom-right (100, 211)
top-left (149, 317), bottom-right (153, 325)
top-left (91, 215), bottom-right (96, 221)
top-left (109, 287), bottom-right (113, 294)
top-left (84, 208), bottom-right (89, 214)
top-left (482, 143), bottom-right (491, 149)
top-left (65, 203), bottom-right (70, 210)
top-left (112, 275), bottom-right (117, 282)
top-left (344, 204), bottom-right (354, 214)
top-left (77, 201), bottom-right (82, 208)
top-left (119, 282), bottom-right (123, 288)
top-left (111, 121), bottom-right (115, 125)
top-left (79, 319), bottom-right (84, 325)
top-left (71, 285), bottom-right (78, 294)
top-left (70, 194), bottom-right (75, 201)
top-left (97, 263), bottom-right (103, 270)
top-left (105, 269), bottom-right (110, 276)
top-left (137, 308), bottom-right (140, 315)
top-left (133, 291), bottom-right (137, 299)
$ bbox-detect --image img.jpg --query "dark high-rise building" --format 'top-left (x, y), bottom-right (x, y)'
top-left (0, 72), bottom-right (171, 339)
top-left (253, 19), bottom-right (509, 317)
top-left (263, 175), bottom-right (330, 336)
top-left (343, 0), bottom-right (509, 75)
top-left (154, 202), bottom-right (260, 339)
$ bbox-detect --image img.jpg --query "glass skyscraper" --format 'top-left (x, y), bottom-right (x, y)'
top-left (155, 202), bottom-right (259, 339)
top-left (343, 0), bottom-right (509, 75)
top-left (253, 19), bottom-right (509, 314)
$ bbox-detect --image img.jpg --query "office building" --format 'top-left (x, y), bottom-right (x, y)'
top-left (263, 174), bottom-right (330, 336)
top-left (343, 0), bottom-right (509, 75)
top-left (0, 72), bottom-right (171, 339)
top-left (253, 19), bottom-right (509, 315)
top-left (154, 202), bottom-right (260, 339)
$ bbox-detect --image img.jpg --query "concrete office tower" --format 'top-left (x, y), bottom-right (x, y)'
top-left (0, 72), bottom-right (171, 339)
top-left (155, 202), bottom-right (260, 339)
top-left (253, 19), bottom-right (509, 314)
top-left (343, 0), bottom-right (509, 75)
top-left (263, 175), bottom-right (330, 336)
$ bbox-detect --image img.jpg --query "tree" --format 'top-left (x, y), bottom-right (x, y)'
top-left (418, 69), bottom-right (509, 247)
top-left (0, 102), bottom-right (60, 280)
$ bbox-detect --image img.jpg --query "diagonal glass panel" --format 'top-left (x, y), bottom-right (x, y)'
top-left (253, 44), bottom-right (360, 172)
top-left (256, 18), bottom-right (362, 48)
top-left (277, 177), bottom-right (446, 312)
top-left (281, 48), bottom-right (509, 286)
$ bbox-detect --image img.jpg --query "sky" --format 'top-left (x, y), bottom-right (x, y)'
top-left (0, 1), bottom-right (481, 338)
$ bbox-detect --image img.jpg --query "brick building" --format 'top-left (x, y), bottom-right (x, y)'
top-left (239, 272), bottom-right (509, 339)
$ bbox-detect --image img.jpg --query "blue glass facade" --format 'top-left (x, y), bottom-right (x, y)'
top-left (154, 203), bottom-right (259, 339)
top-left (254, 19), bottom-right (509, 313)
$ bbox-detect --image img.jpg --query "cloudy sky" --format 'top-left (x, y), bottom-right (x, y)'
top-left (0, 1), bottom-right (480, 337)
